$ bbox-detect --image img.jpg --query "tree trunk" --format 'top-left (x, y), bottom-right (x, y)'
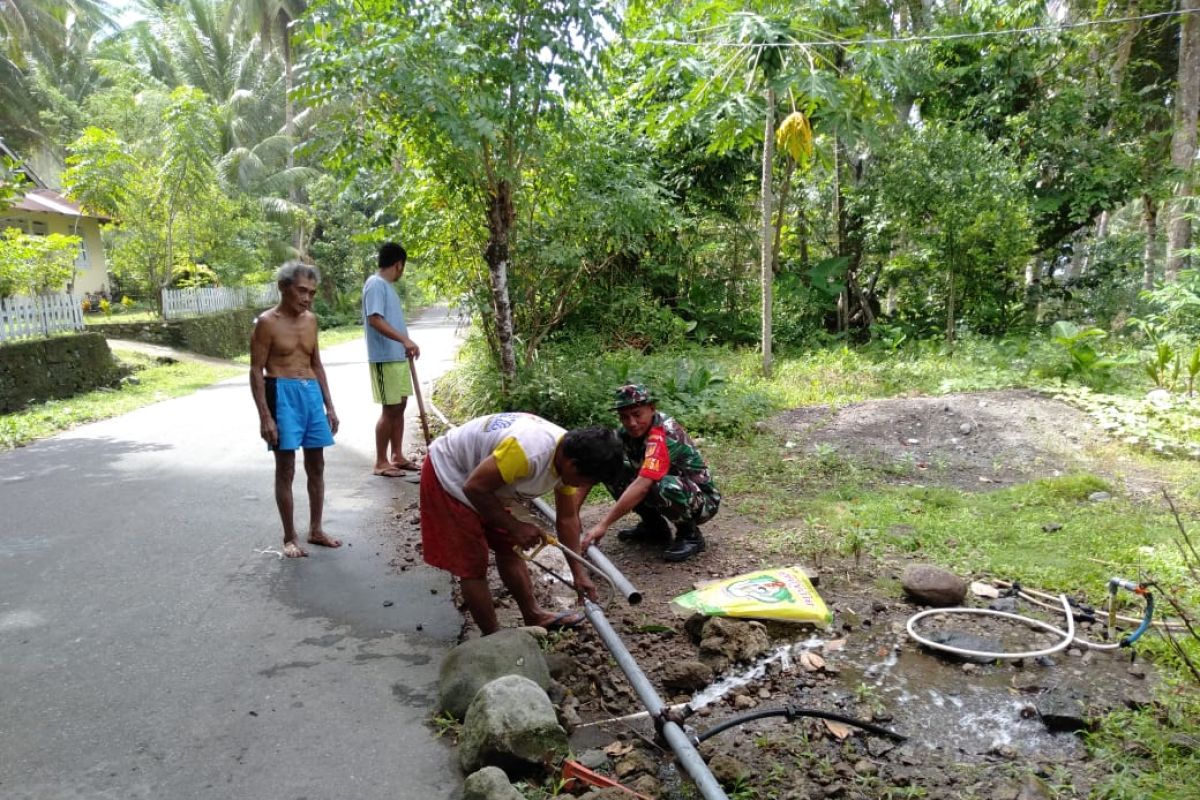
top-left (771, 155), bottom-right (795, 274)
top-left (1166, 0), bottom-right (1200, 282)
top-left (1143, 193), bottom-right (1159, 290)
top-left (832, 134), bottom-right (845, 333)
top-left (1023, 258), bottom-right (1041, 328)
top-left (485, 180), bottom-right (518, 391)
top-left (282, 23), bottom-right (302, 256)
top-left (760, 86), bottom-right (775, 377)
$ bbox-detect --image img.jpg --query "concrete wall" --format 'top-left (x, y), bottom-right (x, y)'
top-left (95, 307), bottom-right (265, 360)
top-left (0, 332), bottom-right (122, 413)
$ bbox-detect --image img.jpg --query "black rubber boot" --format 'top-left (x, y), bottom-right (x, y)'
top-left (616, 511), bottom-right (672, 543)
top-left (663, 522), bottom-right (706, 562)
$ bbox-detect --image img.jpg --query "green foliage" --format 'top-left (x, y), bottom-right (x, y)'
top-left (863, 123), bottom-right (1036, 338)
top-left (0, 156), bottom-right (29, 211)
top-left (1039, 320), bottom-right (1120, 389)
top-left (436, 336), bottom-right (772, 439)
top-left (1089, 687), bottom-right (1200, 799)
top-left (1139, 270), bottom-right (1200, 339)
top-left (0, 228), bottom-right (81, 297)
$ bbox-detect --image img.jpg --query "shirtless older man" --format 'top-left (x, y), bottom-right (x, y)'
top-left (249, 261), bottom-right (341, 558)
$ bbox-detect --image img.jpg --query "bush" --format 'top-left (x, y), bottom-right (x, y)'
top-left (435, 336), bottom-right (773, 439)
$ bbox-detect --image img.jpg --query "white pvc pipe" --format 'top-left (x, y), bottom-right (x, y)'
top-left (906, 595), bottom-right (1078, 660)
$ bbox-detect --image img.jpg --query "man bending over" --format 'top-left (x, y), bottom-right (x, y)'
top-left (420, 412), bottom-right (623, 634)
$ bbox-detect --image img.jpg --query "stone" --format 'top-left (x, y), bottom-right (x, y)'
top-left (901, 565), bottom-right (967, 607)
top-left (1036, 689), bottom-right (1089, 732)
top-left (459, 675), bottom-right (568, 774)
top-left (1017, 774), bottom-right (1054, 800)
top-left (698, 617), bottom-right (771, 664)
top-left (614, 749), bottom-right (657, 779)
top-left (1041, 522), bottom-right (1063, 532)
top-left (992, 781), bottom-right (1021, 800)
top-left (1088, 491), bottom-right (1112, 502)
top-left (989, 597), bottom-right (1018, 613)
top-left (438, 630), bottom-right (550, 720)
top-left (543, 652), bottom-right (579, 681)
top-left (462, 766), bottom-right (524, 800)
top-left (733, 693), bottom-right (757, 710)
top-left (707, 753), bottom-right (750, 788)
top-left (852, 759), bottom-right (877, 777)
top-left (576, 749), bottom-right (609, 770)
top-left (660, 659), bottom-right (713, 692)
top-left (558, 695), bottom-right (582, 731)
top-left (922, 630), bottom-right (1001, 664)
top-left (1011, 673), bottom-right (1044, 693)
top-left (866, 737), bottom-right (896, 758)
top-left (1122, 686), bottom-right (1153, 710)
top-left (630, 775), bottom-right (662, 798)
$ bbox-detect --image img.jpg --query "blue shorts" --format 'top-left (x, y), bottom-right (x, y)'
top-left (266, 377), bottom-right (335, 451)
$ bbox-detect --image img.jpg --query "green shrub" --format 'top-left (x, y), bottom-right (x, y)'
top-left (435, 336), bottom-right (773, 439)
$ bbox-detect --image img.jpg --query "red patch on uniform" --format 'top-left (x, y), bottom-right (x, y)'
top-left (638, 427), bottom-right (670, 481)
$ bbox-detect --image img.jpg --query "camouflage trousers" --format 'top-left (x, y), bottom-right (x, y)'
top-left (605, 463), bottom-right (720, 526)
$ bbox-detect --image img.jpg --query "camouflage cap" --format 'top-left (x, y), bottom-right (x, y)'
top-left (612, 383), bottom-right (655, 410)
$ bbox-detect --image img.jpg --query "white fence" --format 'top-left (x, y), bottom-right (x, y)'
top-left (162, 284), bottom-right (280, 320)
top-left (0, 293), bottom-right (85, 342)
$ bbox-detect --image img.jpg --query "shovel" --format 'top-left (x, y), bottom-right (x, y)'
top-left (408, 357), bottom-right (433, 447)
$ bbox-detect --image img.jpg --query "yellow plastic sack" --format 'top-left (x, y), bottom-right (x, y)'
top-left (672, 566), bottom-right (832, 626)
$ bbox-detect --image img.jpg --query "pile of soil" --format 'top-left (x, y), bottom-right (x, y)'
top-left (393, 390), bottom-right (1166, 799)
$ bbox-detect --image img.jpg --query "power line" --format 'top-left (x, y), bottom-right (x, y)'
top-left (622, 8), bottom-right (1199, 50)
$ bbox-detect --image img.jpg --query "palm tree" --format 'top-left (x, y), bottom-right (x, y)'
top-left (0, 0), bottom-right (112, 150)
top-left (237, 0), bottom-right (308, 251)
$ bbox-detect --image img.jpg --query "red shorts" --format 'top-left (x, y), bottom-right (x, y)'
top-left (420, 458), bottom-right (520, 580)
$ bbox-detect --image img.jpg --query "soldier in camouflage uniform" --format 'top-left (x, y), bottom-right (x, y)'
top-left (582, 384), bottom-right (720, 562)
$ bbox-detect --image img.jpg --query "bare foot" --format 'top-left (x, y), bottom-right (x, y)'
top-left (308, 531), bottom-right (343, 548)
top-left (283, 541), bottom-right (308, 558)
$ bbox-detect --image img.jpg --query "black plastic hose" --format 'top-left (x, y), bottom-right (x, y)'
top-left (696, 704), bottom-right (907, 743)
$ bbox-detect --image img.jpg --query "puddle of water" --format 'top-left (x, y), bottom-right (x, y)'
top-left (836, 629), bottom-right (1087, 760)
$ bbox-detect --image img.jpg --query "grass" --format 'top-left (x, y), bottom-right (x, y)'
top-left (84, 310), bottom-right (160, 324)
top-left (0, 351), bottom-right (239, 450)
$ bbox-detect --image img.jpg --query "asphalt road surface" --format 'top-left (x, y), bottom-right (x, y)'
top-left (1, 306), bottom-right (467, 800)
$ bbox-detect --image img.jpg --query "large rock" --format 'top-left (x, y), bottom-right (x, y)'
top-left (698, 617), bottom-right (771, 665)
top-left (901, 565), bottom-right (967, 607)
top-left (1036, 688), bottom-right (1089, 732)
top-left (463, 766), bottom-right (524, 800)
top-left (707, 753), bottom-right (750, 788)
top-left (922, 630), bottom-right (1002, 664)
top-left (438, 630), bottom-right (550, 720)
top-left (661, 659), bottom-right (714, 692)
top-left (459, 675), bottom-right (568, 774)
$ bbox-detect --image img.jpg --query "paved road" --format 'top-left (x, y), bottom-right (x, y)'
top-left (0, 306), bottom-right (467, 800)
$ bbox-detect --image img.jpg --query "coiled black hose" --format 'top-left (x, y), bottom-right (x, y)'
top-left (696, 704), bottom-right (907, 743)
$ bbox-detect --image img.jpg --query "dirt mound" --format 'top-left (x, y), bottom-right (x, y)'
top-left (773, 389), bottom-right (1166, 496)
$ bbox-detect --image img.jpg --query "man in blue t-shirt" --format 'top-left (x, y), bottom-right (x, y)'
top-left (363, 242), bottom-right (421, 476)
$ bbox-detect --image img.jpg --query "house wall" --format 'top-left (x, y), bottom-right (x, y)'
top-left (0, 210), bottom-right (108, 295)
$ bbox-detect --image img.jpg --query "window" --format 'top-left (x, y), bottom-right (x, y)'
top-left (0, 217), bottom-right (48, 235)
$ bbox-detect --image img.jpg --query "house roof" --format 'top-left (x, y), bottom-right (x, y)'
top-left (10, 188), bottom-right (111, 222)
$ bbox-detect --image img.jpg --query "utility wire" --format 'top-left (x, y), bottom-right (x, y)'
top-left (622, 8), bottom-right (1199, 50)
